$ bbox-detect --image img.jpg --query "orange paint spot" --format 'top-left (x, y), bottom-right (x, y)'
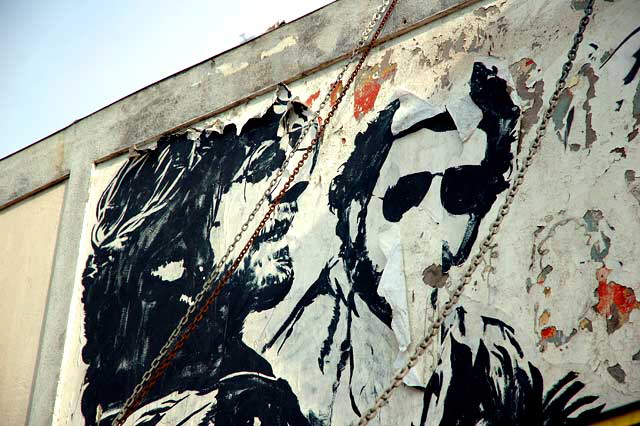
top-left (541, 326), bottom-right (557, 339)
top-left (305, 90), bottom-right (320, 107)
top-left (353, 50), bottom-right (397, 120)
top-left (593, 266), bottom-right (640, 333)
top-left (354, 81), bottom-right (382, 120)
top-left (330, 81), bottom-right (343, 107)
top-left (539, 310), bottom-right (551, 326)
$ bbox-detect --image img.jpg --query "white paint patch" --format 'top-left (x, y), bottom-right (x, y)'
top-left (260, 35), bottom-right (297, 59)
top-left (216, 61), bottom-right (249, 76)
top-left (179, 294), bottom-right (195, 306)
top-left (151, 260), bottom-right (185, 282)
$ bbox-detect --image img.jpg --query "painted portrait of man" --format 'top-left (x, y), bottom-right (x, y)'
top-left (80, 86), bottom-right (322, 425)
top-left (263, 62), bottom-right (603, 425)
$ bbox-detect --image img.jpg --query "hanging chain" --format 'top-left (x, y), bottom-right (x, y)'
top-left (111, 1), bottom-right (399, 425)
top-left (355, 1), bottom-right (595, 424)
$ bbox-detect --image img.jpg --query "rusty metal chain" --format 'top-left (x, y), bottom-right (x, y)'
top-left (355, 1), bottom-right (596, 424)
top-left (111, 1), bottom-right (399, 425)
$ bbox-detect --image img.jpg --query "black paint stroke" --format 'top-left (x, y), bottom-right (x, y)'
top-left (81, 87), bottom-right (317, 425)
top-left (439, 63), bottom-right (519, 271)
top-left (564, 106), bottom-right (576, 149)
top-left (624, 47), bottom-right (640, 85)
top-left (383, 171), bottom-right (435, 222)
top-left (394, 110), bottom-right (458, 139)
top-left (600, 25), bottom-right (640, 72)
top-left (420, 314), bottom-right (604, 425)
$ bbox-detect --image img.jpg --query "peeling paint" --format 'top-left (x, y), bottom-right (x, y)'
top-left (593, 267), bottom-right (640, 333)
top-left (579, 318), bottom-right (593, 332)
top-left (260, 35), bottom-right (297, 59)
top-left (541, 325), bottom-right (556, 339)
top-left (580, 64), bottom-right (600, 148)
top-left (305, 90), bottom-right (320, 107)
top-left (540, 326), bottom-right (577, 349)
top-left (473, 5), bottom-right (500, 17)
top-left (526, 277), bottom-right (534, 292)
top-left (628, 81), bottom-right (640, 141)
top-left (570, 0), bottom-right (589, 10)
top-left (422, 263), bottom-right (448, 288)
top-left (607, 363), bottom-right (627, 383)
top-left (590, 232), bottom-right (611, 262)
top-left (552, 88), bottom-right (574, 132)
top-left (625, 170), bottom-right (640, 205)
top-left (600, 49), bottom-right (614, 66)
top-left (509, 58), bottom-right (544, 140)
top-left (330, 81), bottom-right (343, 107)
top-left (410, 47), bottom-right (429, 68)
top-left (539, 310), bottom-right (551, 326)
top-left (537, 264), bottom-right (554, 285)
top-left (216, 61), bottom-right (249, 76)
top-left (353, 49), bottom-right (397, 119)
top-left (610, 147), bottom-right (627, 158)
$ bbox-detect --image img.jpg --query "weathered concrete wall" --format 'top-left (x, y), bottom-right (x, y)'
top-left (0, 182), bottom-right (66, 426)
top-left (1, 0), bottom-right (638, 425)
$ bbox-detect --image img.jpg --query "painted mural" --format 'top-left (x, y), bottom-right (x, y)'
top-left (80, 63), bottom-right (606, 425)
top-left (55, 1), bottom-right (640, 425)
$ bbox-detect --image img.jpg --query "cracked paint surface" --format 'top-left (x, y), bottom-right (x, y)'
top-left (510, 58), bottom-right (544, 144)
top-left (580, 64), bottom-right (599, 149)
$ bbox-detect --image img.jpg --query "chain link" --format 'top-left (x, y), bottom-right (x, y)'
top-left (111, 1), bottom-right (398, 425)
top-left (355, 2), bottom-right (595, 424)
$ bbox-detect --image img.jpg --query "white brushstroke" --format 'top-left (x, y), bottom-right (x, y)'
top-left (151, 260), bottom-right (185, 282)
top-left (260, 35), bottom-right (297, 59)
top-left (216, 61), bottom-right (249, 76)
top-left (179, 294), bottom-right (195, 306)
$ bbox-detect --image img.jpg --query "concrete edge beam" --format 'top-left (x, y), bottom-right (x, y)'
top-left (0, 0), bottom-right (479, 209)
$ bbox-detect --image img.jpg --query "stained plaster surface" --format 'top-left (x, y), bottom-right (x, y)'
top-left (11, 0), bottom-right (640, 424)
top-left (0, 182), bottom-right (67, 426)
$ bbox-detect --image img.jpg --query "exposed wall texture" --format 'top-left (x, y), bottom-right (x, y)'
top-left (0, 182), bottom-right (67, 426)
top-left (1, 0), bottom-right (638, 425)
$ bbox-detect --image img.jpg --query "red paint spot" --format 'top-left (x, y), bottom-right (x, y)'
top-left (525, 59), bottom-right (536, 67)
top-left (593, 266), bottom-right (640, 333)
top-left (352, 50), bottom-right (397, 120)
top-left (305, 90), bottom-right (320, 107)
top-left (354, 81), bottom-right (382, 120)
top-left (541, 326), bottom-right (557, 339)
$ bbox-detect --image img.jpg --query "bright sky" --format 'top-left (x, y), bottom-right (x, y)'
top-left (0, 0), bottom-right (334, 160)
